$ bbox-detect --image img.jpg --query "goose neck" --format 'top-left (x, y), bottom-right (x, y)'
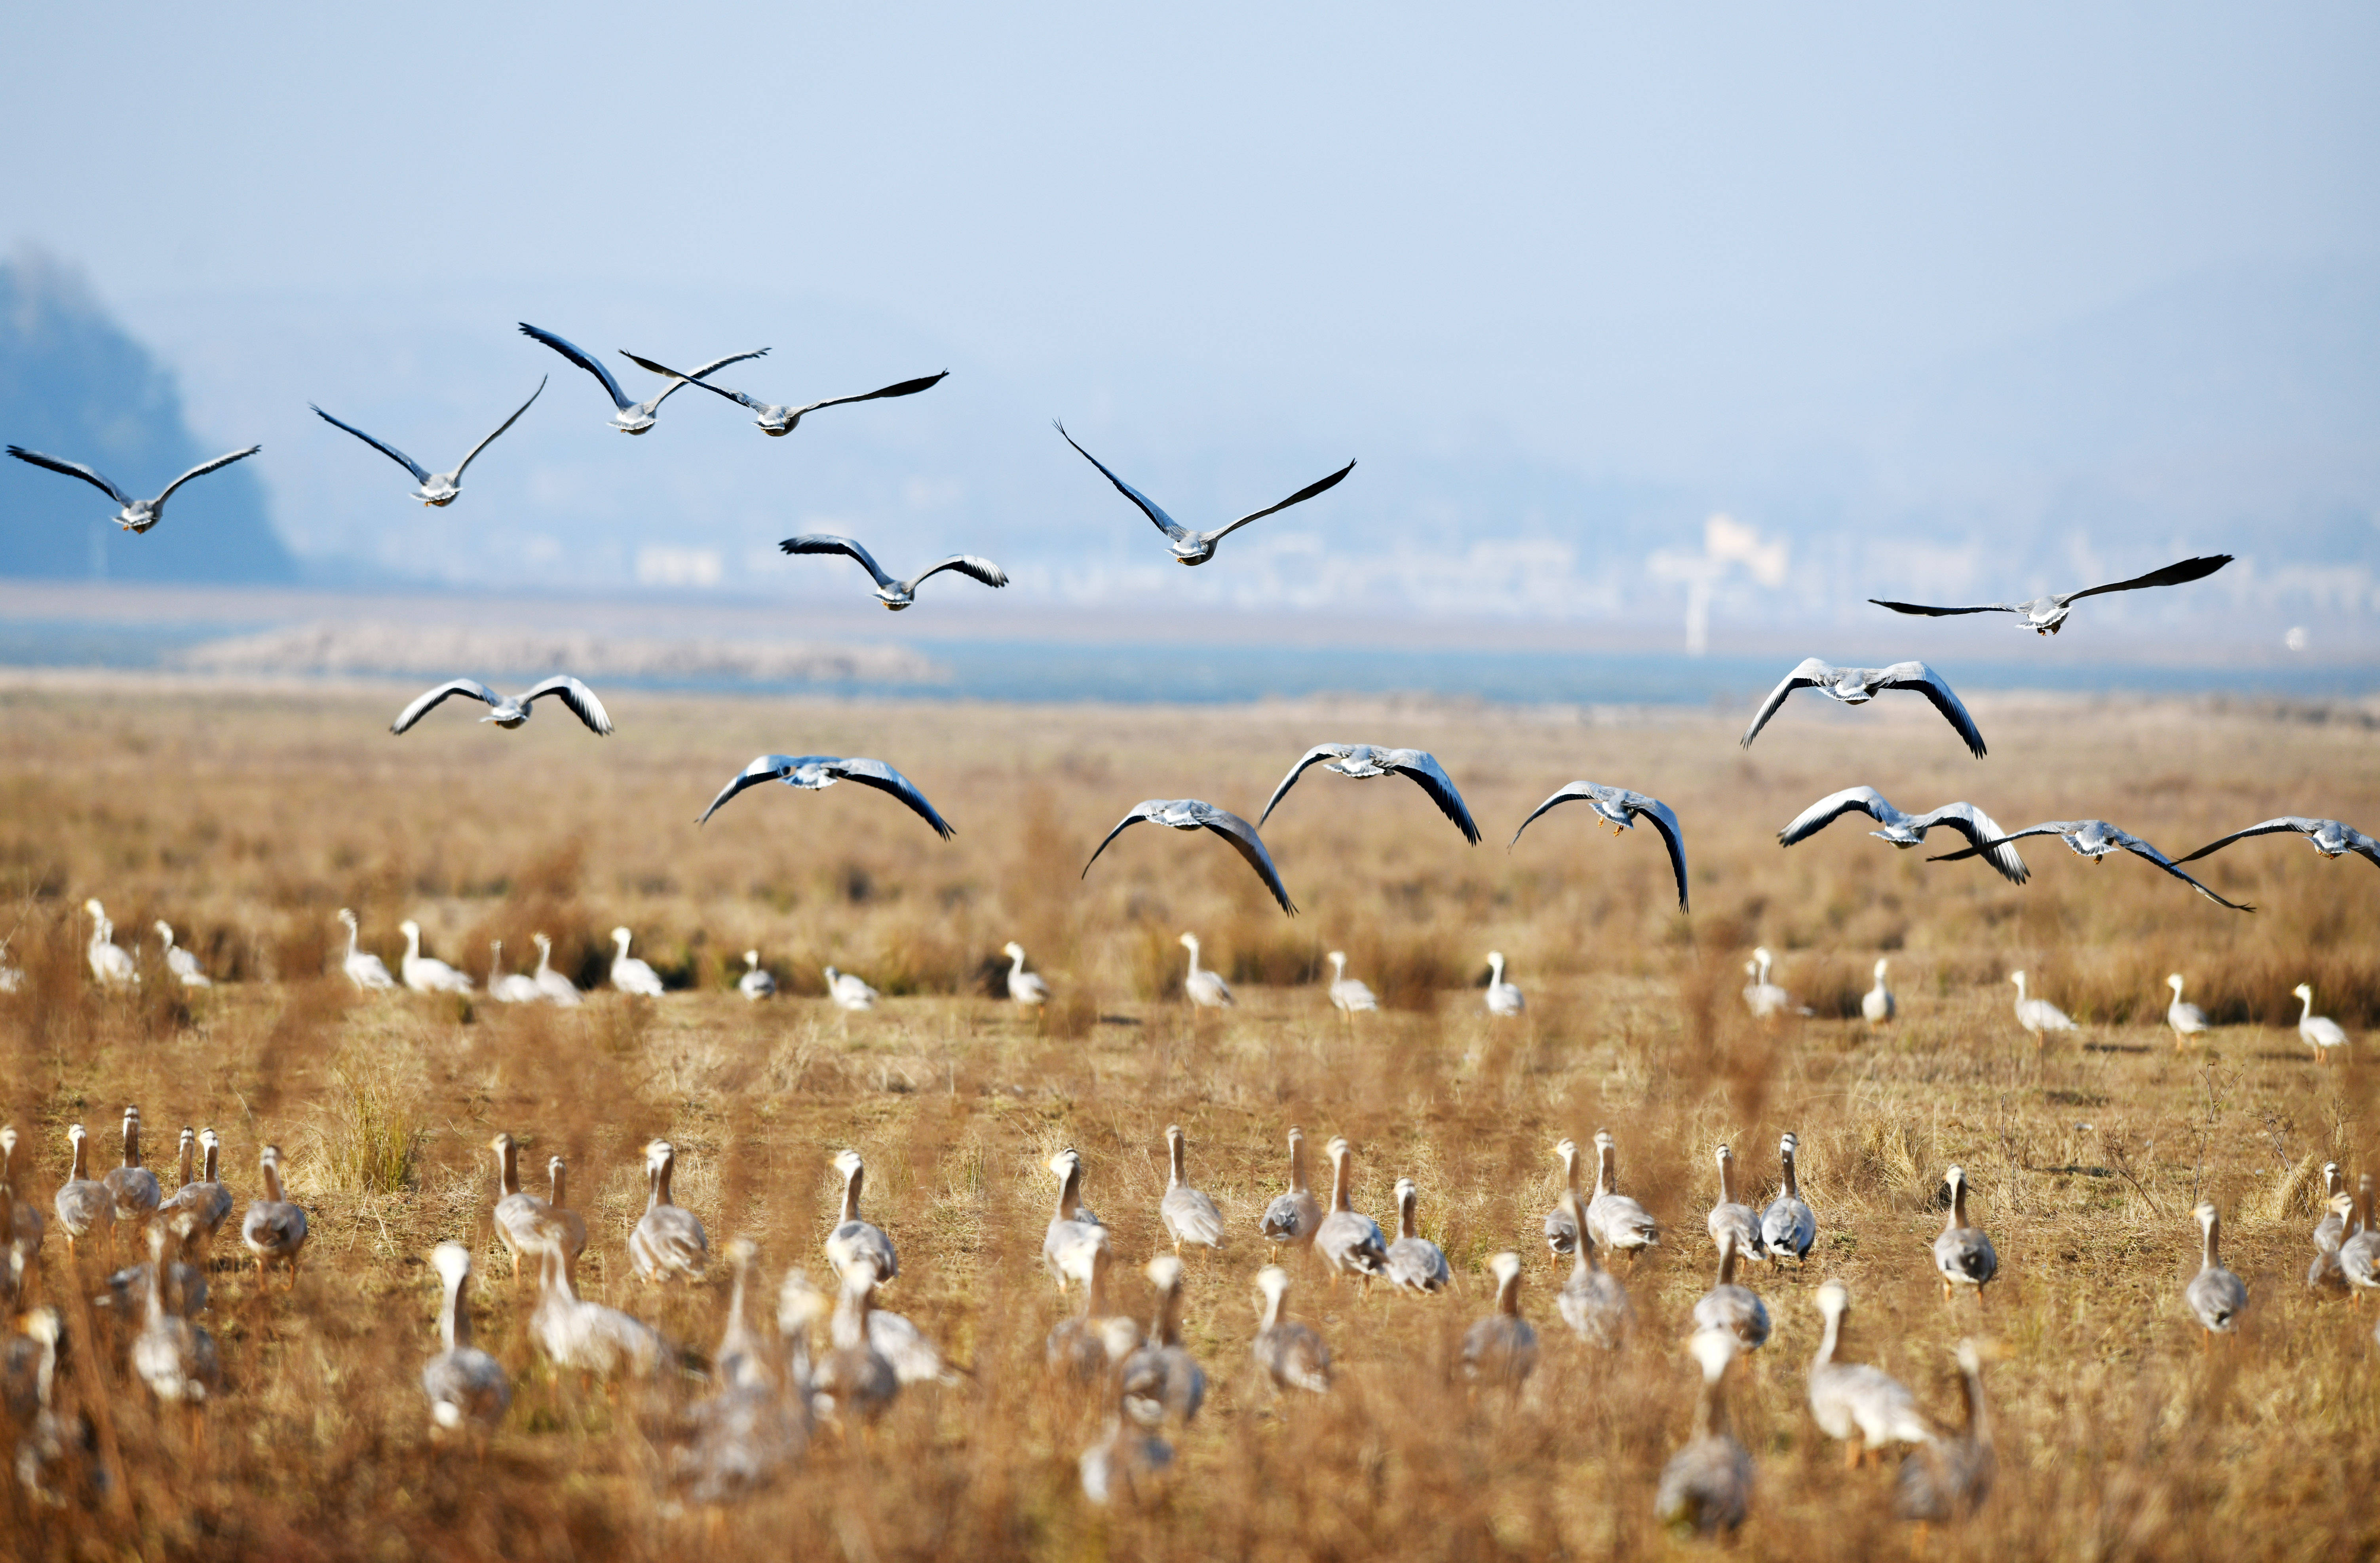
top-left (1693, 1372), bottom-right (1726, 1441)
top-left (441, 1268), bottom-right (471, 1352)
top-left (202, 1138), bottom-right (219, 1183)
top-left (68, 1133), bottom-right (88, 1183)
top-left (1260, 1287), bottom-right (1287, 1331)
top-left (549, 1161), bottom-right (569, 1207)
top-left (1496, 1268), bottom-right (1522, 1317)
top-left (496, 1139), bottom-right (521, 1199)
top-left (840, 1164), bottom-right (864, 1223)
top-left (1167, 1133), bottom-right (1186, 1188)
top-left (1329, 1148), bottom-right (1353, 1213)
top-left (1594, 1141), bottom-right (1615, 1199)
top-left (176, 1134), bottom-right (194, 1187)
top-left (122, 1116), bottom-right (140, 1167)
top-left (1716, 1152), bottom-right (1736, 1206)
top-left (1056, 1160), bottom-right (1082, 1219)
top-left (1716, 1235), bottom-right (1738, 1287)
top-left (1949, 1177), bottom-right (1969, 1231)
top-left (2200, 1211), bottom-right (2222, 1271)
top-left (1814, 1305), bottom-right (1842, 1369)
top-left (1399, 1188), bottom-right (1419, 1240)
top-left (1288, 1134), bottom-right (1308, 1195)
top-left (656, 1152), bottom-right (677, 1208)
top-left (1781, 1149), bottom-right (1801, 1200)
top-left (1960, 1361), bottom-right (1990, 1443)
top-left (261, 1158), bottom-right (285, 1203)
top-left (1156, 1282), bottom-right (1184, 1347)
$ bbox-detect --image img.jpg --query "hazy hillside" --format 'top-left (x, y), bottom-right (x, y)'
top-left (0, 252), bottom-right (292, 582)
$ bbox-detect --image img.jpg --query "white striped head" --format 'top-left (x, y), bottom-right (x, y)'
top-left (834, 1148), bottom-right (865, 1181)
top-left (1178, 932), bottom-right (1200, 952)
top-left (199, 1127), bottom-right (220, 1158)
top-left (1554, 1137), bottom-right (1579, 1169)
top-left (1487, 1251), bottom-right (1524, 1287)
top-left (1004, 941), bottom-right (1025, 960)
top-left (1145, 1254), bottom-right (1184, 1293)
top-left (66, 1122), bottom-right (86, 1152)
top-left (2295, 983), bottom-right (2315, 1002)
top-left (1815, 1279), bottom-right (1850, 1320)
top-left (1393, 1175), bottom-right (1418, 1204)
top-left (644, 1140), bottom-right (675, 1173)
top-left (2167, 973), bottom-right (2186, 993)
top-left (1945, 1165), bottom-right (1967, 1192)
top-left (1327, 1135), bottom-right (1353, 1164)
top-left (1256, 1264), bottom-right (1291, 1303)
top-left (1049, 1147), bottom-right (1082, 1183)
top-left (432, 1241), bottom-right (473, 1288)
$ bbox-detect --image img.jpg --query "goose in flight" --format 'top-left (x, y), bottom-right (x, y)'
top-left (1509, 781), bottom-right (1689, 911)
top-left (1777, 787), bottom-right (2028, 885)
top-left (1055, 420), bottom-right (1354, 567)
top-left (1741, 660), bottom-right (1986, 757)
top-left (777, 534), bottom-right (1007, 610)
top-left (310, 379), bottom-right (544, 506)
top-left (7, 442), bottom-right (261, 533)
top-left (516, 323), bottom-right (760, 434)
top-left (2175, 816), bottom-right (2380, 869)
top-left (1257, 745), bottom-right (1479, 844)
top-left (622, 351), bottom-right (945, 437)
top-left (390, 675), bottom-right (612, 736)
top-left (699, 753), bottom-right (953, 837)
top-left (1083, 799), bottom-right (1295, 915)
top-left (1932, 820), bottom-right (2253, 911)
top-left (1869, 553), bottom-right (2233, 636)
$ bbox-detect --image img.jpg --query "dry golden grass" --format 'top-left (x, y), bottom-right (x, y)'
top-left (5, 677), bottom-right (2380, 1560)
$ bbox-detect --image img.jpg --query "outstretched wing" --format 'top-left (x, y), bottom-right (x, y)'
top-left (789, 370), bottom-right (949, 419)
top-left (454, 377), bottom-right (546, 478)
top-left (778, 534), bottom-right (895, 589)
top-left (1257, 745), bottom-right (1347, 827)
top-left (519, 323), bottom-right (631, 410)
top-left (1739, 658), bottom-right (1833, 749)
top-left (1382, 749), bottom-right (1481, 844)
top-left (825, 757), bottom-right (956, 840)
top-left (1907, 802), bottom-right (2029, 884)
top-left (1877, 662), bottom-right (1987, 758)
top-left (154, 445), bottom-right (263, 508)
top-left (1629, 795), bottom-right (1691, 911)
top-left (1082, 801), bottom-right (1165, 877)
top-left (622, 352), bottom-right (758, 409)
top-left (521, 675), bottom-right (613, 736)
top-left (390, 678), bottom-right (500, 734)
top-left (2118, 833), bottom-right (2255, 912)
top-left (646, 347), bottom-right (769, 410)
top-left (1867, 597), bottom-right (2018, 618)
top-left (697, 754), bottom-right (805, 825)
top-left (2064, 554), bottom-right (2234, 605)
top-left (1777, 786), bottom-right (1893, 847)
top-left (1927, 821), bottom-right (2076, 864)
top-left (310, 406), bottom-right (431, 483)
top-left (1507, 781), bottom-right (1607, 849)
top-left (1054, 421), bottom-right (1188, 542)
top-left (2171, 816), bottom-right (2323, 864)
top-left (6, 446), bottom-right (131, 504)
top-left (1205, 458), bottom-right (1357, 545)
top-left (1195, 807), bottom-right (1297, 915)
top-left (909, 555), bottom-right (1009, 591)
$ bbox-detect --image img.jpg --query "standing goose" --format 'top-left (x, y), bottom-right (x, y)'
top-left (2186, 1202), bottom-right (2249, 1343)
top-left (2296, 984), bottom-right (2350, 1065)
top-left (7, 441), bottom-right (261, 534)
top-left (1808, 1280), bottom-right (1934, 1466)
top-left (1178, 934), bottom-right (1233, 1009)
top-left (1544, 1137), bottom-right (1585, 1270)
top-left (338, 909), bottom-right (396, 991)
top-left (1159, 1125), bottom-right (1224, 1255)
top-left (1654, 1329), bottom-right (1755, 1537)
top-left (812, 1268), bottom-right (900, 1426)
top-left (1121, 1255), bottom-right (1206, 1428)
top-left (531, 934), bottom-right (584, 1006)
top-left (1042, 1148), bottom-right (1110, 1287)
top-left (1045, 1238), bottom-right (1125, 1383)
top-left (1485, 951), bottom-right (1524, 1016)
top-left (1741, 948), bottom-right (1794, 1019)
top-left (1081, 1315), bottom-right (1177, 1506)
top-left (11, 1307), bottom-right (105, 1508)
top-left (1055, 419), bottom-right (1355, 568)
top-left (1462, 1252), bottom-right (1540, 1387)
top-left (1931, 1167), bottom-right (1998, 1301)
top-left (823, 967), bottom-right (879, 1013)
top-left (103, 1107), bottom-right (162, 1227)
top-left (733, 951), bottom-right (780, 999)
top-left (52, 1123), bottom-right (114, 1259)
top-left (1250, 1265), bottom-right (1331, 1394)
top-left (156, 922), bottom-right (211, 987)
top-left (1259, 1126), bottom-right (1323, 1252)
top-left (488, 1132), bottom-right (549, 1282)
top-left (1588, 1130), bottom-right (1660, 1260)
top-left (1325, 951), bottom-right (1377, 1018)
top-left (1557, 1190), bottom-right (1633, 1348)
top-left (1692, 1231), bottom-right (1770, 1348)
top-left (83, 901), bottom-right (135, 987)
top-left (98, 1208), bottom-right (209, 1322)
top-left (1385, 1177), bottom-right (1450, 1295)
top-left (630, 1140), bottom-right (710, 1282)
top-left (1894, 1340), bottom-right (1997, 1525)
top-left (131, 1223), bottom-right (220, 1414)
top-left (826, 1150), bottom-right (897, 1284)
top-left (1313, 1136), bottom-right (1390, 1285)
top-left (2009, 972), bottom-right (2077, 1044)
top-left (621, 350), bottom-right (944, 439)
top-left (2165, 974), bottom-right (2211, 1050)
top-left (2339, 1176), bottom-right (2380, 1301)
top-left (669, 1241), bottom-right (806, 1508)
top-left (543, 1156), bottom-right (590, 1279)
top-left (242, 1145), bottom-right (308, 1289)
top-left (1760, 1133), bottom-right (1817, 1267)
top-left (516, 323), bottom-right (760, 434)
top-left (164, 1127), bottom-right (234, 1254)
top-left (2313, 1191), bottom-right (2358, 1291)
top-left (2, 1126), bottom-right (44, 1277)
top-left (421, 1242), bottom-right (511, 1438)
top-left (1002, 942), bottom-right (1049, 1006)
top-left (1863, 959), bottom-right (1895, 1025)
top-left (311, 378), bottom-right (544, 506)
top-left (530, 1242), bottom-right (667, 1380)
top-left (610, 929), bottom-right (665, 997)
top-left (1709, 1143), bottom-right (1762, 1260)
top-left (399, 920), bottom-right (473, 994)
top-left (487, 941), bottom-right (541, 1004)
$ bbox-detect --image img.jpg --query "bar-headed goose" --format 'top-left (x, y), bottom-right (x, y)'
top-left (610, 928), bottom-right (665, 997)
top-left (630, 1140), bottom-right (709, 1282)
top-left (1932, 1167), bottom-right (1998, 1301)
top-left (52, 1124), bottom-right (114, 1259)
top-left (530, 1242), bottom-right (667, 1381)
top-left (132, 1223), bottom-right (220, 1415)
top-left (1159, 1125), bottom-right (1224, 1255)
top-left (1045, 1238), bottom-right (1125, 1384)
top-left (1178, 933), bottom-right (1233, 1009)
top-left (338, 909), bottom-right (396, 991)
top-left (1485, 951), bottom-right (1524, 1016)
top-left (2186, 1203), bottom-right (2248, 1343)
top-left (1654, 1329), bottom-right (1754, 1537)
top-left (1002, 942), bottom-right (1049, 1006)
top-left (1808, 1281), bottom-right (1933, 1465)
top-left (2340, 1176), bottom-right (2380, 1300)
top-left (544, 1156), bottom-right (589, 1278)
top-left (1314, 1137), bottom-right (1390, 1285)
top-left (242, 1145), bottom-right (309, 1290)
top-left (398, 920), bottom-right (472, 994)
top-left (1691, 1231), bottom-right (1770, 1348)
top-left (1557, 1190), bottom-right (1633, 1348)
top-left (1588, 1130), bottom-right (1660, 1260)
top-left (1894, 1339), bottom-right (1997, 1526)
top-left (734, 950), bottom-right (775, 1001)
top-left (2296, 984), bottom-right (2350, 1064)
top-left (1251, 1265), bottom-right (1331, 1394)
top-left (488, 1132), bottom-right (547, 1281)
top-left (1259, 1126), bottom-right (1322, 1251)
top-left (1462, 1253), bottom-right (1539, 1388)
top-left (1760, 1133), bottom-right (1817, 1266)
top-left (82, 900), bottom-right (136, 987)
top-left (1080, 1317), bottom-right (1175, 1506)
top-left (531, 933), bottom-right (583, 1006)
top-left (812, 1267), bottom-right (900, 1425)
top-left (487, 941), bottom-right (541, 1004)
top-left (103, 1107), bottom-right (161, 1226)
top-left (824, 967), bottom-right (879, 1013)
top-left (1709, 1143), bottom-right (1761, 1260)
top-left (422, 1242), bottom-right (511, 1438)
top-left (2165, 974), bottom-right (2210, 1050)
top-left (156, 922), bottom-right (211, 987)
top-left (2010, 972), bottom-right (2077, 1043)
top-left (1863, 959), bottom-right (1895, 1025)
top-left (1042, 1148), bottom-right (1110, 1287)
top-left (1326, 951), bottom-right (1377, 1017)
top-left (1544, 1137), bottom-right (1584, 1270)
top-left (1120, 1255), bottom-right (1206, 1428)
top-left (826, 1149), bottom-right (897, 1284)
top-left (1385, 1177), bottom-right (1450, 1295)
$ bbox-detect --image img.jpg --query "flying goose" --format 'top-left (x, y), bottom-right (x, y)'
top-left (1556, 1190), bottom-right (1633, 1348)
top-left (1257, 744), bottom-right (1479, 844)
top-left (390, 675), bottom-right (613, 736)
top-left (1777, 787), bottom-right (2029, 884)
top-left (1740, 660), bottom-right (1986, 757)
top-left (1325, 951), bottom-right (1376, 1017)
top-left (1893, 1340), bottom-right (1996, 1525)
top-left (1084, 801), bottom-right (1295, 915)
top-left (630, 1140), bottom-right (710, 1282)
top-left (1760, 1133), bottom-right (1816, 1266)
top-left (826, 1150), bottom-right (897, 1284)
top-left (310, 378), bottom-right (544, 506)
top-left (1485, 951), bottom-right (1524, 1016)
top-left (1042, 1148), bottom-right (1110, 1287)
top-left (1933, 820), bottom-right (2253, 911)
top-left (1808, 1280), bottom-right (1934, 1465)
top-left (421, 1242), bottom-right (511, 1438)
top-left (2165, 974), bottom-right (2209, 1050)
top-left (738, 951), bottom-right (776, 1001)
top-left (516, 323), bottom-right (760, 434)
top-left (2296, 984), bottom-right (2350, 1064)
top-left (1055, 420), bottom-right (1354, 567)
top-left (1159, 1125), bottom-right (1224, 1255)
top-left (399, 920), bottom-right (473, 994)
top-left (1692, 1230), bottom-right (1770, 1349)
top-left (1587, 1130), bottom-right (1660, 1259)
top-left (698, 753), bottom-right (953, 837)
top-left (1509, 781), bottom-right (1690, 909)
top-left (8, 441), bottom-right (261, 533)
top-left (1869, 553), bottom-right (2233, 635)
top-left (1315, 1137), bottom-right (1390, 1284)
top-left (82, 901), bottom-right (135, 987)
top-left (1259, 1126), bottom-right (1322, 1252)
top-left (1931, 1167), bottom-right (1998, 1301)
top-left (1384, 1177), bottom-right (1450, 1295)
top-left (776, 533), bottom-right (1007, 610)
top-left (1863, 959), bottom-right (1896, 1025)
top-left (1003, 943), bottom-right (1049, 1005)
top-left (1178, 933), bottom-right (1233, 1008)
top-left (610, 928), bottom-right (665, 996)
top-left (621, 351), bottom-right (945, 437)
top-left (155, 922), bottom-right (211, 987)
top-left (1462, 1253), bottom-right (1540, 1387)
top-left (339, 909), bottom-right (396, 991)
top-left (1654, 1330), bottom-right (1754, 1536)
top-left (2186, 1203), bottom-right (2248, 1342)
top-left (103, 1107), bottom-right (161, 1226)
top-left (242, 1145), bottom-right (308, 1289)
top-left (2009, 972), bottom-right (2078, 1043)
top-left (530, 934), bottom-right (583, 1005)
top-left (1251, 1265), bottom-right (1331, 1394)
top-left (2177, 815), bottom-right (2380, 869)
top-left (1708, 1143), bottom-right (1762, 1260)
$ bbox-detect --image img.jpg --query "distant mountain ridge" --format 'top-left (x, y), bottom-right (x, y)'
top-left (0, 252), bottom-right (292, 582)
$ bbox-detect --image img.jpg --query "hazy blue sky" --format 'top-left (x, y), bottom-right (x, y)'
top-left (6, 4), bottom-right (2378, 635)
